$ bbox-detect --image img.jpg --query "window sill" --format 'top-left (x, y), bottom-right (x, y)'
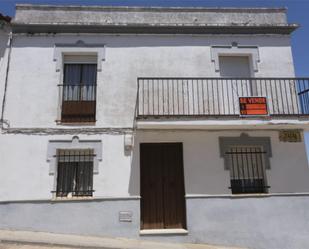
top-left (55, 120), bottom-right (96, 126)
top-left (230, 193), bottom-right (270, 198)
top-left (51, 196), bottom-right (94, 202)
top-left (185, 193), bottom-right (271, 199)
top-left (140, 229), bottom-right (188, 236)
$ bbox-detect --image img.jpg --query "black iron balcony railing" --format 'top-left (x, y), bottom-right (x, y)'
top-left (137, 78), bottom-right (309, 118)
top-left (59, 84), bottom-right (97, 123)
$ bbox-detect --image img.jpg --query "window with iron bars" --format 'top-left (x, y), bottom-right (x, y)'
top-left (54, 149), bottom-right (95, 197)
top-left (225, 146), bottom-right (269, 194)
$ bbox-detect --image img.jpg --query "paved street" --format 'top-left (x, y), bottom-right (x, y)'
top-left (0, 230), bottom-right (246, 249)
top-left (0, 242), bottom-right (80, 249)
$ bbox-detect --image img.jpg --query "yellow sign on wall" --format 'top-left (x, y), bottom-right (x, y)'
top-left (279, 130), bottom-right (302, 143)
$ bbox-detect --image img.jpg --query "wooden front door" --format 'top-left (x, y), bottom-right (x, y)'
top-left (140, 143), bottom-right (186, 230)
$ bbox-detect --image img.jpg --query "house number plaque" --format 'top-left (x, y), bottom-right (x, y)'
top-left (279, 130), bottom-right (302, 142)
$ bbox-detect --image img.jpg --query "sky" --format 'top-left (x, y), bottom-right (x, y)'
top-left (1, 0), bottom-right (309, 159)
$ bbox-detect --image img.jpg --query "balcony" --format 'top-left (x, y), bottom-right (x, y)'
top-left (59, 84), bottom-right (96, 123)
top-left (137, 78), bottom-right (309, 119)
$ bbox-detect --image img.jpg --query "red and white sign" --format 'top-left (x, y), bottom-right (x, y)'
top-left (239, 97), bottom-right (268, 116)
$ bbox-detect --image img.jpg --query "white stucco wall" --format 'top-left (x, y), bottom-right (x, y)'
top-left (0, 133), bottom-right (134, 201)
top-left (1, 130), bottom-right (308, 201)
top-left (2, 34), bottom-right (295, 129)
top-left (134, 130), bottom-right (309, 195)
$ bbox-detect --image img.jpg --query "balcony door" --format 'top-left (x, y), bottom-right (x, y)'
top-left (61, 61), bottom-right (97, 123)
top-left (219, 56), bottom-right (252, 78)
top-left (140, 143), bottom-right (186, 230)
top-left (219, 56), bottom-right (257, 113)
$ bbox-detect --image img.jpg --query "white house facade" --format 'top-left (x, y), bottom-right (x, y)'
top-left (0, 5), bottom-right (309, 249)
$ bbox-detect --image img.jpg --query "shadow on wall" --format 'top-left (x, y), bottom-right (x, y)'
top-left (11, 35), bottom-right (291, 48)
top-left (305, 132), bottom-right (309, 166)
top-left (128, 133), bottom-right (139, 197)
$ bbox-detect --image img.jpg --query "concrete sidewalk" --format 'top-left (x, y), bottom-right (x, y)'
top-left (0, 230), bottom-right (246, 249)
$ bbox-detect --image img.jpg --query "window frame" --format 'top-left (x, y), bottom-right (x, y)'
top-left (219, 133), bottom-right (272, 195)
top-left (211, 45), bottom-right (260, 73)
top-left (58, 59), bottom-right (98, 124)
top-left (225, 145), bottom-right (269, 194)
top-left (63, 63), bottom-right (97, 85)
top-left (54, 149), bottom-right (95, 198)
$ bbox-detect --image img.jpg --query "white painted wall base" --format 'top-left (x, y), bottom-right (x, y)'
top-left (0, 195), bottom-right (308, 249)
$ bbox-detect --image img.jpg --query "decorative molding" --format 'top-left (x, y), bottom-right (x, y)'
top-left (219, 133), bottom-right (272, 170)
top-left (211, 43), bottom-right (260, 72)
top-left (185, 193), bottom-right (309, 199)
top-left (47, 136), bottom-right (102, 175)
top-left (2, 127), bottom-right (133, 135)
top-left (53, 40), bottom-right (105, 72)
top-left (0, 196), bottom-right (141, 204)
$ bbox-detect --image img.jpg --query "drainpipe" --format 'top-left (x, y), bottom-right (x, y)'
top-left (0, 31), bottom-right (12, 129)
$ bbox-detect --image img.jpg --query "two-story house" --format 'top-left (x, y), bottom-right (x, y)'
top-left (0, 4), bottom-right (309, 249)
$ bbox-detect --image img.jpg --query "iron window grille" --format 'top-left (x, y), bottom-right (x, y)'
top-left (225, 146), bottom-right (270, 194)
top-left (54, 149), bottom-right (95, 197)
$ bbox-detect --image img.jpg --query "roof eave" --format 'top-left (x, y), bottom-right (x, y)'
top-left (15, 4), bottom-right (288, 13)
top-left (12, 23), bottom-right (299, 35)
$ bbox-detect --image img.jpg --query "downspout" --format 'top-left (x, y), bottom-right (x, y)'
top-left (0, 31), bottom-right (13, 129)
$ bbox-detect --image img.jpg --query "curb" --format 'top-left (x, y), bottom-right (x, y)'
top-left (0, 239), bottom-right (115, 249)
top-left (0, 230), bottom-right (247, 249)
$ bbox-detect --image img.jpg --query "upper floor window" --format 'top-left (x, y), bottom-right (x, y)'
top-left (60, 55), bottom-right (97, 123)
top-left (219, 56), bottom-right (252, 78)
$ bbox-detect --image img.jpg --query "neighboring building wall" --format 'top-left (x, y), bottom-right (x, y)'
top-left (2, 34), bottom-right (295, 129)
top-left (0, 28), bottom-right (10, 117)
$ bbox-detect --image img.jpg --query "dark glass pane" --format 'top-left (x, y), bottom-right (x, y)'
top-left (56, 162), bottom-right (77, 197)
top-left (74, 161), bottom-right (93, 196)
top-left (81, 64), bottom-right (97, 85)
top-left (227, 146), bottom-right (267, 194)
top-left (64, 64), bottom-right (81, 85)
top-left (56, 150), bottom-right (94, 197)
top-left (231, 179), bottom-right (265, 194)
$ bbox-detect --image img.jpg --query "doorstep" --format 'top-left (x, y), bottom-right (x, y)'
top-left (140, 228), bottom-right (188, 235)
